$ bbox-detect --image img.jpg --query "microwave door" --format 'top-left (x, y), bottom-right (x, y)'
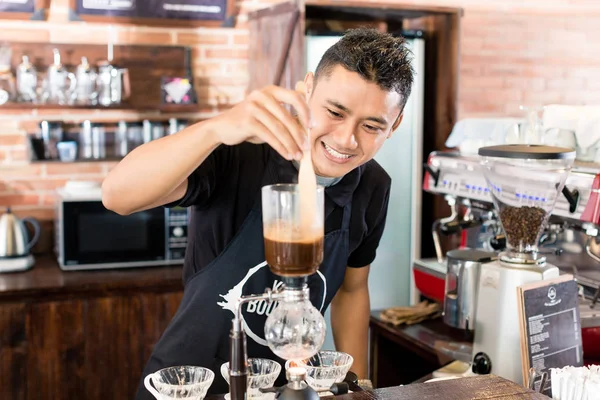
top-left (62, 201), bottom-right (167, 267)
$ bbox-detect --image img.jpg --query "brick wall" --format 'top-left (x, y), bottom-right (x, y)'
top-left (1, 0), bottom-right (599, 228)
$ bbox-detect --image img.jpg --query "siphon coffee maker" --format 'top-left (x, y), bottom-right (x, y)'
top-left (228, 183), bottom-right (331, 400)
top-left (470, 144), bottom-right (575, 385)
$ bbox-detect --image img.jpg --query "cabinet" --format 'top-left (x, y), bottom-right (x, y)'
top-left (0, 256), bottom-right (184, 400)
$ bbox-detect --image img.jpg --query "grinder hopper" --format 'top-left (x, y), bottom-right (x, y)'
top-left (478, 144), bottom-right (576, 261)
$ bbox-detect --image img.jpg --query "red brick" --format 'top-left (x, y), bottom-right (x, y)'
top-left (176, 31), bottom-right (231, 45)
top-left (0, 135), bottom-right (26, 146)
top-left (0, 194), bottom-right (40, 207)
top-left (461, 88), bottom-right (523, 104)
top-left (45, 163), bottom-right (103, 176)
top-left (546, 78), bottom-right (585, 91)
top-left (481, 63), bottom-right (524, 77)
top-left (522, 90), bottom-right (564, 104)
top-left (41, 193), bottom-right (58, 206)
top-left (0, 27), bottom-right (50, 42)
top-left (203, 47), bottom-right (248, 59)
top-left (564, 91), bottom-right (600, 103)
top-left (0, 120), bottom-right (19, 133)
top-left (460, 64), bottom-right (483, 77)
top-left (11, 207), bottom-right (54, 221)
top-left (567, 67), bottom-right (600, 79)
top-left (49, 26), bottom-right (110, 44)
top-left (2, 179), bottom-right (69, 192)
top-left (232, 32), bottom-right (249, 45)
top-left (207, 76), bottom-right (249, 86)
top-left (8, 147), bottom-right (28, 162)
top-left (193, 61), bottom-right (230, 76)
top-left (116, 29), bottom-right (175, 46)
top-left (226, 61), bottom-right (250, 75)
top-left (460, 76), bottom-right (505, 90)
top-left (0, 165), bottom-right (43, 178)
top-left (459, 101), bottom-right (505, 116)
top-left (521, 65), bottom-right (566, 79)
top-left (504, 77), bottom-right (546, 91)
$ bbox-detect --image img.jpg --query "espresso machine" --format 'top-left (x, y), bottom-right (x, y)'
top-left (420, 139), bottom-right (600, 380)
top-left (227, 183), bottom-right (347, 400)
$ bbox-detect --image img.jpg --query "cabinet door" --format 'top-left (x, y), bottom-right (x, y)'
top-left (248, 0), bottom-right (305, 92)
top-left (27, 300), bottom-right (85, 400)
top-left (17, 291), bottom-right (182, 400)
top-left (0, 303), bottom-right (28, 400)
top-left (83, 292), bottom-right (183, 400)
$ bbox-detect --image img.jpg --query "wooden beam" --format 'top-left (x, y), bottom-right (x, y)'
top-left (305, 0), bottom-right (463, 17)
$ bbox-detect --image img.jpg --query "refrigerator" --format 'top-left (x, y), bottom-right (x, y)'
top-left (304, 32), bottom-right (425, 351)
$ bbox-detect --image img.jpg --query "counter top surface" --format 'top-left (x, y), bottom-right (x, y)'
top-left (369, 309), bottom-right (473, 362)
top-left (208, 375), bottom-right (548, 399)
top-left (0, 254), bottom-right (183, 300)
top-left (334, 375), bottom-right (549, 399)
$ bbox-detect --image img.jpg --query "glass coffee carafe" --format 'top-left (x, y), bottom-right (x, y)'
top-left (261, 183), bottom-right (326, 361)
top-left (261, 184), bottom-right (324, 277)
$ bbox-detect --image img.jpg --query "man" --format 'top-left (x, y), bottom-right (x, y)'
top-left (102, 27), bottom-right (414, 398)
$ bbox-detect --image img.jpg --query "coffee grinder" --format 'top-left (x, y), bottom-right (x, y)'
top-left (228, 183), bottom-right (330, 400)
top-left (470, 145), bottom-right (576, 385)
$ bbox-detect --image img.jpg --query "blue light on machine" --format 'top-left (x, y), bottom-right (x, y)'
top-left (489, 183), bottom-right (502, 193)
top-left (515, 193), bottom-right (547, 202)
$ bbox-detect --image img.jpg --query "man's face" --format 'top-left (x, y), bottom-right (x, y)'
top-left (304, 65), bottom-right (404, 178)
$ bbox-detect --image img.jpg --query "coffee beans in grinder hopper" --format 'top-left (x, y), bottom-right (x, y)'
top-left (499, 206), bottom-right (547, 249)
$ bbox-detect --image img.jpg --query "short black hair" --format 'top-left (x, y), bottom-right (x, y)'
top-left (314, 28), bottom-right (415, 110)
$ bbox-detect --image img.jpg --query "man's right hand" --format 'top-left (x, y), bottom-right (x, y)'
top-left (209, 85), bottom-right (311, 161)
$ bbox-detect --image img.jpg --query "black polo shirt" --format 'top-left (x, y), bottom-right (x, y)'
top-left (169, 142), bottom-right (391, 285)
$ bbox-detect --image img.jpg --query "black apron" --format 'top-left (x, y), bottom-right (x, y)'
top-left (135, 186), bottom-right (352, 399)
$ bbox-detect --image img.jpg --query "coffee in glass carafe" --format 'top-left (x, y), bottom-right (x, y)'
top-left (261, 184), bottom-right (324, 277)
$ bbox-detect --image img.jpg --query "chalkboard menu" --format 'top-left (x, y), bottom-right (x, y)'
top-left (517, 274), bottom-right (583, 397)
top-left (75, 0), bottom-right (228, 21)
top-left (0, 0), bottom-right (34, 13)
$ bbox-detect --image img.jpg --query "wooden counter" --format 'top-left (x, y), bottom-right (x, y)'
top-left (205, 375), bottom-right (549, 400)
top-left (0, 254), bottom-right (184, 400)
top-left (328, 375), bottom-right (549, 399)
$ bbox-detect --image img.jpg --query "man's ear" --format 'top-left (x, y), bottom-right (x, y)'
top-left (304, 72), bottom-right (314, 97)
top-left (388, 112), bottom-right (404, 138)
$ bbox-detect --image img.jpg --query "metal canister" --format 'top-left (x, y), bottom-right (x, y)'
top-left (443, 249), bottom-right (495, 332)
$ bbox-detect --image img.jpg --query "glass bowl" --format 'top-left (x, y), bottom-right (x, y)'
top-left (221, 358), bottom-right (281, 399)
top-left (285, 350), bottom-right (354, 391)
top-left (144, 365), bottom-right (214, 400)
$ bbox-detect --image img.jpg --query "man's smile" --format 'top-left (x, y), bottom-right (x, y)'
top-left (321, 141), bottom-right (356, 164)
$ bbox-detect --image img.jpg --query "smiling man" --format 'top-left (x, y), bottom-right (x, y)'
top-left (101, 28), bottom-right (414, 399)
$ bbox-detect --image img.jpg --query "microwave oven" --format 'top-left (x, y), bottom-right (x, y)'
top-left (54, 187), bottom-right (189, 271)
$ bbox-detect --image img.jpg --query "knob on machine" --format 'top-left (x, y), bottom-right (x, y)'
top-left (472, 352), bottom-right (492, 375)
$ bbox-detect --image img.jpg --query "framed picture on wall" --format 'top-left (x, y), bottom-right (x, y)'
top-left (0, 0), bottom-right (48, 20)
top-left (70, 0), bottom-right (235, 26)
top-left (0, 0), bottom-right (34, 13)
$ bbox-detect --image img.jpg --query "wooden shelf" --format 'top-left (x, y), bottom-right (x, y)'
top-left (1, 102), bottom-right (201, 112)
top-left (0, 18), bottom-right (240, 48)
top-left (30, 157), bottom-right (123, 164)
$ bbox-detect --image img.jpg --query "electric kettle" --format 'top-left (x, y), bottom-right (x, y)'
top-left (0, 208), bottom-right (40, 258)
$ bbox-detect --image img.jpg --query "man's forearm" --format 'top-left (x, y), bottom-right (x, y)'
top-left (331, 286), bottom-right (370, 379)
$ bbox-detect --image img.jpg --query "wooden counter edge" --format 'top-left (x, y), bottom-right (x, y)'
top-left (0, 254), bottom-right (184, 301)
